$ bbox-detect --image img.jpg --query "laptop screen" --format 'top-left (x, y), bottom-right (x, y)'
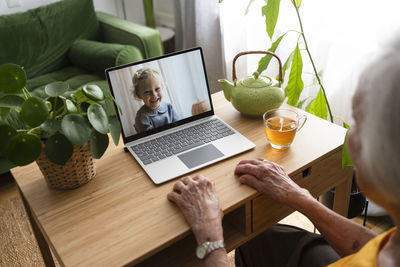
top-left (105, 47), bottom-right (214, 143)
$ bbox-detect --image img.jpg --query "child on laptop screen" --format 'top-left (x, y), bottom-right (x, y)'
top-left (132, 68), bottom-right (180, 133)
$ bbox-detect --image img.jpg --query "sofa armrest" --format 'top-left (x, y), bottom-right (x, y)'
top-left (96, 11), bottom-right (163, 59)
top-left (68, 39), bottom-right (143, 73)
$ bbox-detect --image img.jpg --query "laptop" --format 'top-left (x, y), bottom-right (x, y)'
top-left (105, 47), bottom-right (255, 184)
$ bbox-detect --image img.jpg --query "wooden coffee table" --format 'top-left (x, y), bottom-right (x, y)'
top-left (12, 91), bottom-right (353, 266)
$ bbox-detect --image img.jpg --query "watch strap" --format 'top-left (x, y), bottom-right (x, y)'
top-left (196, 240), bottom-right (225, 259)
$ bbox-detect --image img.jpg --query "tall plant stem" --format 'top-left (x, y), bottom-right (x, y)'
top-left (292, 1), bottom-right (334, 122)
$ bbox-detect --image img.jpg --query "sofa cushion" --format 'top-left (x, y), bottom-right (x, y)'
top-left (0, 0), bottom-right (100, 79)
top-left (68, 39), bottom-right (143, 74)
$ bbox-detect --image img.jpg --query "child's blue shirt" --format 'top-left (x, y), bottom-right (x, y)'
top-left (134, 102), bottom-right (180, 133)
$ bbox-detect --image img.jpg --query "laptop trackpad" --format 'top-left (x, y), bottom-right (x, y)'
top-left (178, 144), bottom-right (224, 169)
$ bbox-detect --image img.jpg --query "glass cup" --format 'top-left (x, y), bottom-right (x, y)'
top-left (263, 108), bottom-right (307, 150)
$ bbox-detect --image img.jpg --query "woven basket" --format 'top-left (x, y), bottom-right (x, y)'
top-left (36, 143), bottom-right (96, 190)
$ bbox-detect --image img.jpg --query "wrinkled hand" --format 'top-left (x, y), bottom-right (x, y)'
top-left (235, 158), bottom-right (310, 207)
top-left (167, 175), bottom-right (224, 244)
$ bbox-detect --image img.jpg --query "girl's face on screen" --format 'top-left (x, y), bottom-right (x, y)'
top-left (138, 75), bottom-right (163, 110)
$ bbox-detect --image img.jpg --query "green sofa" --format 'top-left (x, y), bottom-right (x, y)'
top-left (0, 0), bottom-right (163, 95)
top-left (0, 0), bottom-right (163, 173)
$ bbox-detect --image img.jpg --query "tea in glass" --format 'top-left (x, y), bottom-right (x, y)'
top-left (263, 109), bottom-right (306, 149)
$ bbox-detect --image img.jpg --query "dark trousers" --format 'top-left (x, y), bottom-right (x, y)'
top-left (235, 224), bottom-right (340, 267)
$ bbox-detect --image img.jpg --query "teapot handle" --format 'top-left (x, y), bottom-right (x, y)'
top-left (232, 51), bottom-right (283, 84)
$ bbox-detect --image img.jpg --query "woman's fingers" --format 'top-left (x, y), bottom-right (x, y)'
top-left (167, 191), bottom-right (182, 205)
top-left (239, 174), bottom-right (262, 190)
top-left (236, 158), bottom-right (264, 166)
top-left (235, 162), bottom-right (263, 177)
top-left (173, 180), bottom-right (187, 193)
top-left (180, 176), bottom-right (191, 184)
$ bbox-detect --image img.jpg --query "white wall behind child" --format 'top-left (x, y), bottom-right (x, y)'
top-left (109, 51), bottom-right (211, 137)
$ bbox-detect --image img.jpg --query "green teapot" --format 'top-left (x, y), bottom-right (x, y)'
top-left (218, 51), bottom-right (285, 117)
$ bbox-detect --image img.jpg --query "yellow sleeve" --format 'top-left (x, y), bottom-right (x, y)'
top-left (328, 227), bottom-right (396, 267)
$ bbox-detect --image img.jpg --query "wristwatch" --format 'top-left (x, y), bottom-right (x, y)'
top-left (196, 240), bottom-right (225, 260)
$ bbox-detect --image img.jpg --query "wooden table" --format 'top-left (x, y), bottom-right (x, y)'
top-left (12, 91), bottom-right (353, 266)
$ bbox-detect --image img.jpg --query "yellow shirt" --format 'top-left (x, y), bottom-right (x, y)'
top-left (328, 227), bottom-right (397, 267)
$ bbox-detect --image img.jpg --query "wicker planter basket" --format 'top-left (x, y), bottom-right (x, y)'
top-left (36, 143), bottom-right (96, 190)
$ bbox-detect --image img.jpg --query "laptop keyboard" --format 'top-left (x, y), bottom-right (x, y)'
top-left (130, 119), bottom-right (235, 165)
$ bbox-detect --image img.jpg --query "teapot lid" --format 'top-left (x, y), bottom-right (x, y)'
top-left (238, 72), bottom-right (272, 88)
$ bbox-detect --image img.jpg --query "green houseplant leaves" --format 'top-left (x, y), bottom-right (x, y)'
top-left (6, 133), bottom-right (42, 166)
top-left (87, 103), bottom-right (109, 134)
top-left (45, 133), bottom-right (73, 165)
top-left (256, 0), bottom-right (352, 167)
top-left (262, 0), bottom-right (281, 39)
top-left (0, 64), bottom-right (121, 167)
top-left (20, 96), bottom-right (49, 127)
top-left (0, 63), bottom-right (27, 94)
top-left (45, 81), bottom-right (69, 97)
top-left (61, 114), bottom-right (91, 146)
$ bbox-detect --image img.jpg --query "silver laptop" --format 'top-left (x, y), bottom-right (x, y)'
top-left (105, 47), bottom-right (255, 184)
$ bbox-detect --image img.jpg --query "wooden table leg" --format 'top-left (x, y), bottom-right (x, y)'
top-left (18, 188), bottom-right (56, 267)
top-left (332, 167), bottom-right (353, 217)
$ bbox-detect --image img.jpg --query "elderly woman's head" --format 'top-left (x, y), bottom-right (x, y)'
top-left (347, 37), bottom-right (400, 209)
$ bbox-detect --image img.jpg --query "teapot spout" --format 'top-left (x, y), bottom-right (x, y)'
top-left (217, 79), bottom-right (234, 101)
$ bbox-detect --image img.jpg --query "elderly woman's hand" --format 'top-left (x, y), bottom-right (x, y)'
top-left (167, 175), bottom-right (224, 244)
top-left (235, 158), bottom-right (311, 207)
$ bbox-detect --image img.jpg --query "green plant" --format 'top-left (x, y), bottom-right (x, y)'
top-left (245, 0), bottom-right (352, 166)
top-left (0, 63), bottom-right (121, 171)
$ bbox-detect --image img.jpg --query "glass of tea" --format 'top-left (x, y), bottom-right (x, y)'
top-left (263, 108), bottom-right (307, 150)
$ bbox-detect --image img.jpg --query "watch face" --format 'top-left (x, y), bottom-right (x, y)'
top-left (196, 245), bottom-right (207, 259)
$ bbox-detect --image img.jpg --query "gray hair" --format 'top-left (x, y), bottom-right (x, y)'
top-left (131, 68), bottom-right (161, 99)
top-left (358, 36), bottom-right (400, 204)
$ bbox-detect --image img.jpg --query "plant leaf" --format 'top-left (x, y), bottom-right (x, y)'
top-left (0, 124), bottom-right (17, 156)
top-left (45, 133), bottom-right (73, 165)
top-left (83, 84), bottom-right (104, 101)
top-left (20, 96), bottom-right (49, 128)
top-left (306, 88), bottom-right (327, 119)
top-left (47, 97), bottom-right (64, 112)
top-left (65, 99), bottom-right (78, 113)
top-left (0, 157), bottom-right (15, 173)
top-left (293, 0), bottom-right (302, 8)
top-left (74, 89), bottom-right (96, 104)
top-left (0, 63), bottom-right (26, 94)
top-left (0, 107), bottom-right (10, 119)
top-left (296, 97), bottom-right (308, 109)
top-left (342, 122), bottom-right (354, 167)
top-left (80, 102), bottom-right (90, 113)
top-left (262, 0), bottom-right (281, 39)
top-left (277, 49), bottom-right (295, 83)
top-left (61, 114), bottom-right (91, 145)
top-left (40, 119), bottom-right (61, 139)
top-left (108, 116), bottom-right (121, 146)
top-left (90, 130), bottom-right (109, 159)
top-left (6, 133), bottom-right (42, 166)
top-left (87, 103), bottom-right (109, 134)
top-left (286, 44), bottom-right (303, 106)
top-left (44, 81), bottom-right (69, 97)
top-left (257, 32), bottom-right (286, 74)
top-left (244, 0), bottom-right (255, 15)
top-left (0, 95), bottom-right (25, 109)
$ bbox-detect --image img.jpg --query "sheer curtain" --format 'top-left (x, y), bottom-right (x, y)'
top-left (220, 0), bottom-right (400, 124)
top-left (174, 0), bottom-right (225, 93)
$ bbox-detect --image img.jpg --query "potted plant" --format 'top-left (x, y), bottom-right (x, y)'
top-left (0, 63), bottom-right (121, 189)
top-left (226, 0), bottom-right (351, 165)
